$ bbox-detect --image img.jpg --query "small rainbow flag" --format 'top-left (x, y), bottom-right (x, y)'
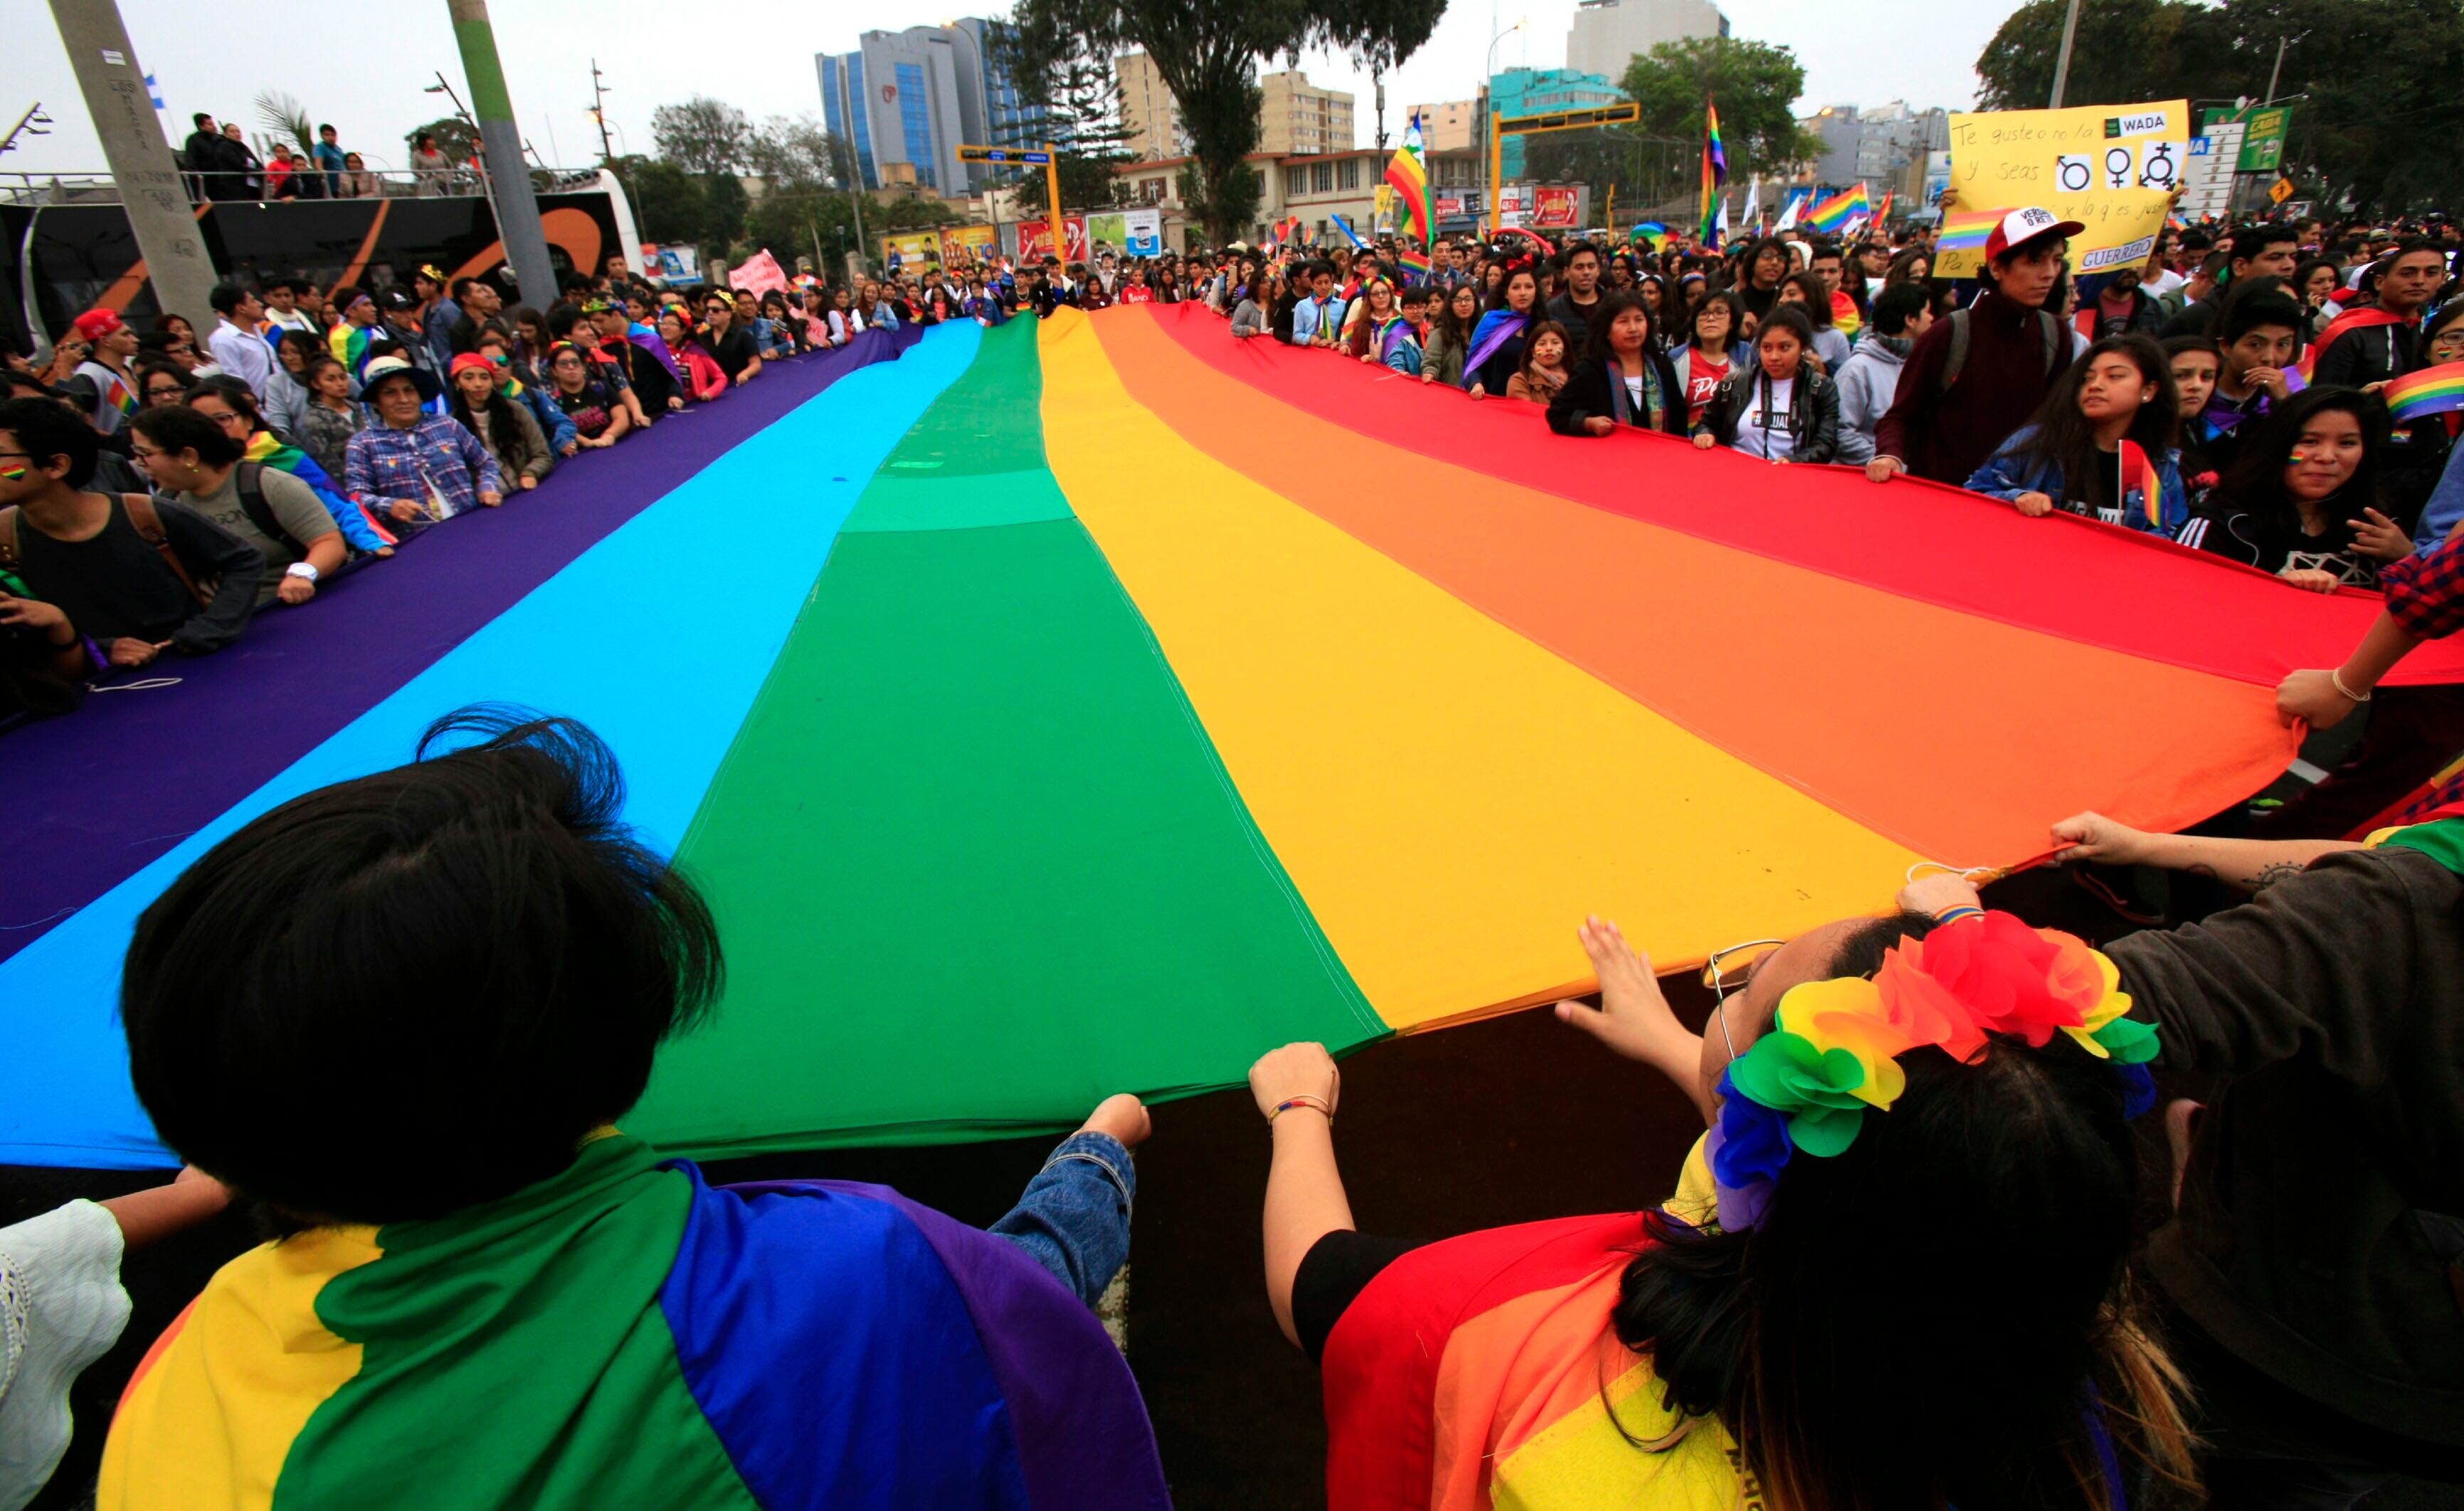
top-left (2384, 360), bottom-right (2464, 424)
top-left (1936, 206), bottom-right (2002, 256)
top-left (1271, 215), bottom-right (1303, 248)
top-left (2120, 439), bottom-right (2164, 530)
top-left (1804, 184), bottom-right (1871, 236)
top-left (1394, 247), bottom-right (1432, 278)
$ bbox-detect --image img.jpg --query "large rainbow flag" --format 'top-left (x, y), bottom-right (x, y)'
top-left (6, 309), bottom-right (2460, 1170)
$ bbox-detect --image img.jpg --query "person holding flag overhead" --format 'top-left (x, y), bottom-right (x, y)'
top-left (1384, 113), bottom-right (1437, 280)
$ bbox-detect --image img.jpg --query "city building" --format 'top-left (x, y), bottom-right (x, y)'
top-left (1794, 100), bottom-right (1950, 203)
top-left (1115, 51), bottom-right (1187, 161)
top-left (817, 19), bottom-right (1049, 196)
top-left (1257, 70), bottom-right (1355, 155)
top-left (1565, 0), bottom-right (1729, 81)
top-left (1486, 68), bottom-right (1625, 179)
top-left (1401, 99), bottom-right (1479, 152)
top-left (1112, 144), bottom-right (1482, 251)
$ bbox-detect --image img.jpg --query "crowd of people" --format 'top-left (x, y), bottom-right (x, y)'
top-left (0, 252), bottom-right (968, 712)
top-left (176, 114), bottom-right (455, 201)
top-left (4, 202), bottom-right (2464, 1510)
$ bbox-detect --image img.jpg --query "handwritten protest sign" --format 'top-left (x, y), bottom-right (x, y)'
top-left (1939, 100), bottom-right (2185, 278)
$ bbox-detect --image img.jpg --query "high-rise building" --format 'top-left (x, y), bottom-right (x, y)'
top-left (1487, 68), bottom-right (1625, 179)
top-left (818, 19), bottom-right (1048, 194)
top-left (1565, 0), bottom-right (1728, 82)
top-left (1257, 70), bottom-right (1354, 155)
top-left (1797, 101), bottom-right (1950, 198)
top-left (1115, 51), bottom-right (1186, 160)
top-left (1401, 99), bottom-right (1479, 152)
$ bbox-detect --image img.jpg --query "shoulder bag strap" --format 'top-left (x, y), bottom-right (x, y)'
top-left (122, 493), bottom-right (211, 607)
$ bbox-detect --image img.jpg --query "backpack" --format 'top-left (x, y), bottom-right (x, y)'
top-left (226, 461), bottom-right (311, 557)
top-left (1939, 305), bottom-right (2065, 391)
top-left (0, 492), bottom-right (212, 606)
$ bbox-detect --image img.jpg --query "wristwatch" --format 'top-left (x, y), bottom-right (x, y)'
top-left (285, 561), bottom-right (319, 583)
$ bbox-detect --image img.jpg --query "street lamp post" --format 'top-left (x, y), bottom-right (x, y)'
top-left (1484, 19), bottom-right (1524, 238)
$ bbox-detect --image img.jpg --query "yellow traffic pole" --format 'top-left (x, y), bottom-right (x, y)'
top-left (1045, 145), bottom-right (1065, 263)
top-left (1488, 111), bottom-right (1502, 238)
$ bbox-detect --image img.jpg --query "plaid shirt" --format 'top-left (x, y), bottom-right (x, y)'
top-left (341, 414), bottom-right (502, 522)
top-left (2379, 535), bottom-right (2464, 640)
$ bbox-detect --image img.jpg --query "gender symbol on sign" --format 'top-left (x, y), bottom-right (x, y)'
top-left (2103, 145), bottom-right (2136, 190)
top-left (2056, 154), bottom-right (2093, 193)
top-left (2137, 141), bottom-right (2179, 190)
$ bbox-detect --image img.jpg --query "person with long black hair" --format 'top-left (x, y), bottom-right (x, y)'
top-left (447, 355), bottom-right (553, 493)
top-left (1965, 335), bottom-right (2187, 534)
top-left (1462, 262), bottom-right (1540, 400)
top-left (1692, 305), bottom-right (1841, 463)
top-left (1252, 905), bottom-right (2194, 1511)
top-left (1548, 289), bottom-right (1685, 437)
top-left (1419, 283), bottom-right (1479, 389)
top-left (2177, 386), bottom-right (2411, 591)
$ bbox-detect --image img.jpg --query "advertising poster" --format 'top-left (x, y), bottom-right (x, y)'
top-left (1121, 207), bottom-right (1163, 257)
top-left (1530, 186), bottom-right (1583, 229)
top-left (880, 232), bottom-right (942, 271)
top-left (1017, 217), bottom-right (1089, 263)
top-left (1938, 100), bottom-right (2187, 277)
top-left (1084, 211), bottom-right (1128, 252)
top-left (938, 225), bottom-right (998, 265)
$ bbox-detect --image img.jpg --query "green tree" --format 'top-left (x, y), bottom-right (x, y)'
top-left (880, 196), bottom-right (963, 231)
top-left (607, 154), bottom-right (706, 245)
top-left (1975, 0), bottom-right (2201, 110)
top-left (1047, 45), bottom-right (1133, 211)
top-left (701, 172), bottom-right (749, 252)
top-left (1618, 38), bottom-right (1820, 184)
top-left (1176, 159), bottom-right (1262, 238)
top-left (652, 97), bottom-right (751, 175)
top-left (744, 115), bottom-right (844, 189)
top-left (1000, 0), bottom-right (1439, 245)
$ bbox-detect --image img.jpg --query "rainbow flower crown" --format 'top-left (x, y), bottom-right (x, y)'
top-left (1706, 911), bottom-right (2159, 1231)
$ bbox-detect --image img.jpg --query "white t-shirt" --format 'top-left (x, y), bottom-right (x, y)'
top-left (1622, 374), bottom-right (1646, 411)
top-left (1738, 374), bottom-right (1797, 461)
top-left (0, 1201), bottom-right (129, 1511)
top-left (2142, 266), bottom-right (2187, 300)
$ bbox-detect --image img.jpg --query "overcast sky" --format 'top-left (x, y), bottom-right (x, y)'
top-left (1, 0), bottom-right (2002, 177)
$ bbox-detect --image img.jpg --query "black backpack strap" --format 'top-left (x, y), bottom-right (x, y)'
top-left (231, 460), bottom-right (305, 557)
top-left (1940, 308), bottom-right (1973, 390)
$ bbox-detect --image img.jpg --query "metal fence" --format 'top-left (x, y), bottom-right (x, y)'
top-left (0, 165), bottom-right (609, 207)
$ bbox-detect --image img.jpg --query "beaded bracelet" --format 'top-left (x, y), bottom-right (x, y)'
top-left (1267, 1094), bottom-right (1334, 1126)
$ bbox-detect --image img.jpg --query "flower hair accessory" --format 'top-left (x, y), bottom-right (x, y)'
top-left (1704, 912), bottom-right (2159, 1231)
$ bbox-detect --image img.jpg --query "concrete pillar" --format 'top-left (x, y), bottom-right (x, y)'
top-left (44, 0), bottom-right (218, 324)
top-left (447, 0), bottom-right (558, 308)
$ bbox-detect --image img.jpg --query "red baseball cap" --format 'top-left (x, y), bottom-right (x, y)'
top-left (70, 309), bottom-right (125, 342)
top-left (1982, 206), bottom-right (2085, 262)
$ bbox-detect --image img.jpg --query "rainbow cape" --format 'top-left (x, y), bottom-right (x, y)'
top-left (1805, 184), bottom-right (1871, 236)
top-left (9, 311), bottom-right (2464, 1169)
top-left (241, 429), bottom-right (396, 551)
top-left (1323, 1195), bottom-right (1752, 1510)
top-left (100, 1133), bottom-right (1168, 1509)
top-left (2384, 359), bottom-right (2464, 424)
top-left (2296, 305), bottom-right (2407, 381)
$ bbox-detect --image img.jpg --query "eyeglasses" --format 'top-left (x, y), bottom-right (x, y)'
top-left (1699, 937), bottom-right (1784, 1064)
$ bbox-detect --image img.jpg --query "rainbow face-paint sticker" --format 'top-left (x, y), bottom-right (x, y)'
top-left (0, 465), bottom-right (28, 481)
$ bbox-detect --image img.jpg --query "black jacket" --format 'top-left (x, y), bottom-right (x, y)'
top-left (1698, 366), bottom-right (1841, 463)
top-left (2109, 848), bottom-right (2464, 1447)
top-left (1546, 352), bottom-right (1686, 437)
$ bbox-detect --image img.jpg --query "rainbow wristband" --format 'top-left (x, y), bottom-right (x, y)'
top-left (1931, 905), bottom-right (1985, 925)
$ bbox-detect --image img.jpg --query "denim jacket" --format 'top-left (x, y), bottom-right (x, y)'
top-left (342, 413), bottom-right (504, 522)
top-left (989, 1130), bottom-right (1136, 1307)
top-left (1965, 426), bottom-right (2187, 536)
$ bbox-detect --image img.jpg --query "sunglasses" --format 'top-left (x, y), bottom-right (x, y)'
top-left (1698, 937), bottom-right (1784, 1064)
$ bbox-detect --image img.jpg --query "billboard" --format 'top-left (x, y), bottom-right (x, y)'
top-left (1016, 217), bottom-right (1089, 263)
top-left (880, 232), bottom-right (942, 270)
top-left (938, 225), bottom-right (998, 265)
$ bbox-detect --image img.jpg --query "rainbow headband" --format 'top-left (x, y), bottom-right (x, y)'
top-left (1705, 911), bottom-right (2159, 1231)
